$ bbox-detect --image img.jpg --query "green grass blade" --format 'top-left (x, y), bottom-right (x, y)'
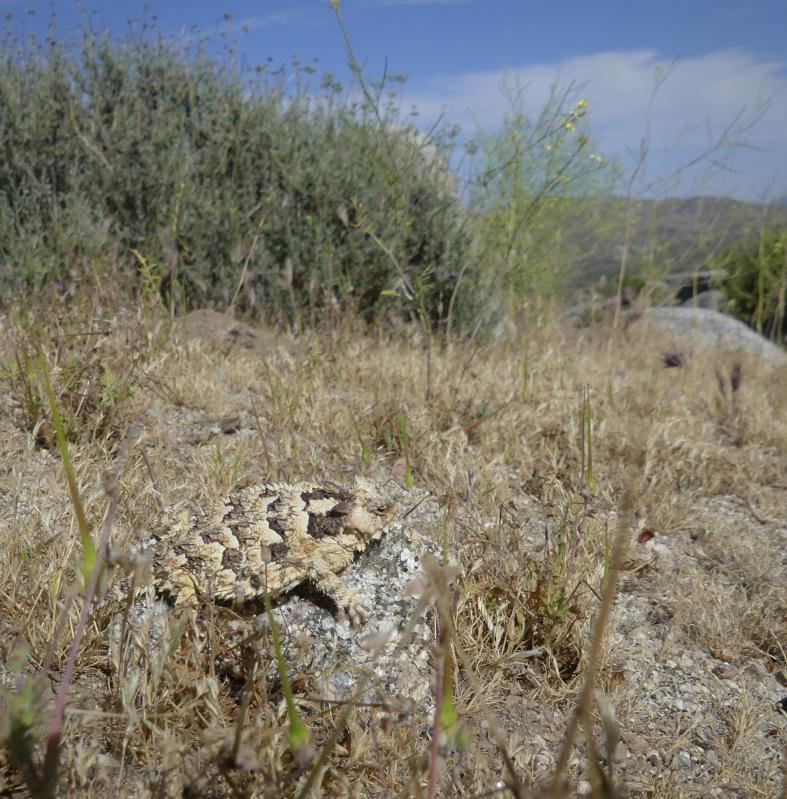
top-left (38, 355), bottom-right (97, 588)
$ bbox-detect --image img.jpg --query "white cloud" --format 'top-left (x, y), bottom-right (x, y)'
top-left (403, 49), bottom-right (787, 197)
top-left (233, 9), bottom-right (323, 32)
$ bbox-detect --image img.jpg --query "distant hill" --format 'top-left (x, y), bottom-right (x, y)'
top-left (569, 195), bottom-right (787, 288)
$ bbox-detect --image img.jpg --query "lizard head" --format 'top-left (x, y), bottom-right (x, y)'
top-left (327, 476), bottom-right (397, 542)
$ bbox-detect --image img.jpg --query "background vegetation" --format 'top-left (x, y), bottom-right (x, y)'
top-left (0, 22), bottom-right (474, 328)
top-left (2, 15), bottom-right (786, 335)
top-left (712, 226), bottom-right (787, 343)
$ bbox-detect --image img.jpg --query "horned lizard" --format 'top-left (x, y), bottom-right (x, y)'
top-left (120, 475), bottom-right (397, 626)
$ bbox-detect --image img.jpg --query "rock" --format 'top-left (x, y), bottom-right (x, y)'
top-left (681, 290), bottom-right (723, 311)
top-left (628, 307), bottom-right (787, 371)
top-left (561, 289), bottom-right (637, 329)
top-left (258, 508), bottom-right (439, 707)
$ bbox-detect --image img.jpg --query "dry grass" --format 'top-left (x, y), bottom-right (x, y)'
top-left (1, 304), bottom-right (785, 797)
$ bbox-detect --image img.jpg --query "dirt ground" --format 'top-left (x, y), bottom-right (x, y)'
top-left (0, 308), bottom-right (785, 797)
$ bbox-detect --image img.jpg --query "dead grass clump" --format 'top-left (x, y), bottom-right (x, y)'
top-left (2, 308), bottom-right (152, 450)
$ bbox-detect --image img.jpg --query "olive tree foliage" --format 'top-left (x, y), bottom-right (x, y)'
top-left (0, 21), bottom-right (473, 329)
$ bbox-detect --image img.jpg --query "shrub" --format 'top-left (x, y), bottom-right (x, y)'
top-left (713, 227), bottom-right (787, 343)
top-left (466, 80), bottom-right (619, 319)
top-left (0, 22), bottom-right (474, 330)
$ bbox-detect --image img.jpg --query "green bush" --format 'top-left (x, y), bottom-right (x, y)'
top-left (0, 23), bottom-right (473, 329)
top-left (466, 81), bottom-right (619, 318)
top-left (713, 227), bottom-right (787, 342)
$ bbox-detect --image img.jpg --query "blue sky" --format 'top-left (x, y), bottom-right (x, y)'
top-left (6, 0), bottom-right (787, 200)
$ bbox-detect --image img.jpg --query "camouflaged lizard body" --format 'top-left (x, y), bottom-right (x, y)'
top-left (142, 476), bottom-right (396, 625)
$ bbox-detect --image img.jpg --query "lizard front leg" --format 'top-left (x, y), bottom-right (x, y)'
top-left (306, 558), bottom-right (369, 626)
